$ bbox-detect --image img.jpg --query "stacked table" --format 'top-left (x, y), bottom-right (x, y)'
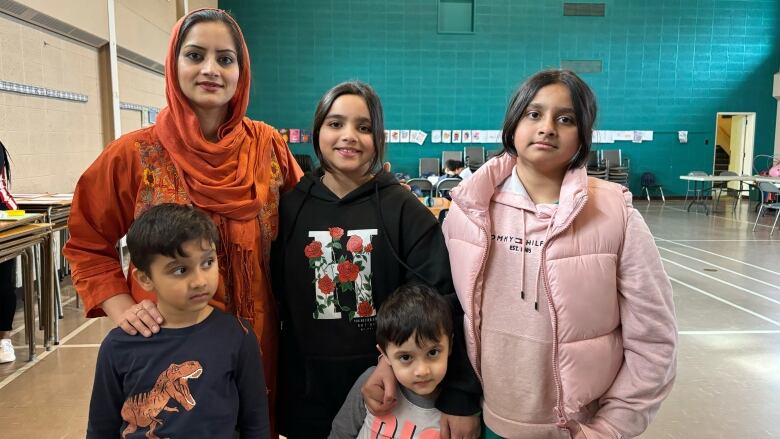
top-left (0, 213), bottom-right (52, 360)
top-left (12, 193), bottom-right (73, 349)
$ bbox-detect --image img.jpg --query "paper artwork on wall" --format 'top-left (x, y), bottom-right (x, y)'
top-left (289, 129), bottom-right (300, 143)
top-left (452, 130), bottom-right (461, 143)
top-left (414, 130), bottom-right (427, 145)
top-left (592, 130), bottom-right (653, 144)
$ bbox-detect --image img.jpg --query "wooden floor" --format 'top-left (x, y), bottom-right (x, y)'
top-left (1, 198), bottom-right (779, 438)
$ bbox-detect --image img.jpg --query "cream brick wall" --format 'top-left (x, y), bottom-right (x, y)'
top-left (0, 15), bottom-right (102, 194)
top-left (116, 0), bottom-right (176, 64)
top-left (0, 7), bottom-right (168, 193)
top-left (0, 1), bottom-right (215, 193)
top-left (118, 60), bottom-right (165, 135)
top-left (15, 0), bottom-right (108, 41)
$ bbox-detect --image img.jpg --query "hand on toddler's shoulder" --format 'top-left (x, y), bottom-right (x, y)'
top-left (361, 358), bottom-right (397, 416)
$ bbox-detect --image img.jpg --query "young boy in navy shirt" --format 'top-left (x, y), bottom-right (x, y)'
top-left (87, 203), bottom-right (269, 438)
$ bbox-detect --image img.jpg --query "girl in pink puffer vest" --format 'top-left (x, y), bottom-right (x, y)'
top-left (442, 70), bottom-right (677, 439)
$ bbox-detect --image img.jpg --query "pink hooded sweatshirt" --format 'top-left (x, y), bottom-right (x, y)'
top-left (442, 154), bottom-right (676, 438)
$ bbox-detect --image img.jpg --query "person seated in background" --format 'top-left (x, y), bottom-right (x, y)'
top-left (438, 160), bottom-right (464, 183)
top-left (458, 159), bottom-right (474, 180)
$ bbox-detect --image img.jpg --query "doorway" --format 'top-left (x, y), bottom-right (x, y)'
top-left (713, 112), bottom-right (756, 190)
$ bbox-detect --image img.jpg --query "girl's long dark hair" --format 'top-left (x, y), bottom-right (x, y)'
top-left (0, 141), bottom-right (10, 183)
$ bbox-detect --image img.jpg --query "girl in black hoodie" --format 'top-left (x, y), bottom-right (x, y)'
top-left (273, 81), bottom-right (481, 438)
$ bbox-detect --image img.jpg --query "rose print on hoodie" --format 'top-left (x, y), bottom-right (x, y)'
top-left (306, 228), bottom-right (378, 324)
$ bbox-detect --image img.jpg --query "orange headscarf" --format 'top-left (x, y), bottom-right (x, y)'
top-left (154, 9), bottom-right (272, 320)
top-left (155, 8), bottom-right (261, 219)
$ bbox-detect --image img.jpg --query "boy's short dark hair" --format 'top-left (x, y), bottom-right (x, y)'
top-left (444, 160), bottom-right (464, 171)
top-left (376, 284), bottom-right (453, 351)
top-left (127, 203), bottom-right (220, 274)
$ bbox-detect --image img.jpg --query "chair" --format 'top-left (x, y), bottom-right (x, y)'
top-left (435, 177), bottom-right (461, 197)
top-left (293, 154), bottom-right (315, 173)
top-left (752, 181), bottom-right (780, 235)
top-left (464, 146), bottom-right (485, 171)
top-left (441, 150), bottom-right (463, 165)
top-left (418, 158), bottom-right (440, 178)
top-left (487, 149), bottom-right (502, 161)
top-left (602, 150), bottom-right (630, 187)
top-left (586, 150), bottom-right (600, 168)
top-left (586, 151), bottom-right (608, 180)
top-left (639, 172), bottom-right (665, 202)
top-left (407, 178), bottom-right (434, 197)
top-left (712, 171), bottom-right (750, 211)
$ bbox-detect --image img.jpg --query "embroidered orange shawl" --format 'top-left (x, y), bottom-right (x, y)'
top-left (155, 10), bottom-right (268, 321)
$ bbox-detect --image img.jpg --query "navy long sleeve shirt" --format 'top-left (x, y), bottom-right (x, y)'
top-left (87, 309), bottom-right (269, 438)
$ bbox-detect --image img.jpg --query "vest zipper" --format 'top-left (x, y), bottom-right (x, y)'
top-left (471, 220), bottom-right (491, 379)
top-left (541, 194), bottom-right (587, 430)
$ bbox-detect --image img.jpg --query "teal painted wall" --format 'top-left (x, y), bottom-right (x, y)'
top-left (220, 0), bottom-right (780, 195)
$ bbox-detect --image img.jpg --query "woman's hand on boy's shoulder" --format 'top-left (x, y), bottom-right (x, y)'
top-left (440, 413), bottom-right (480, 439)
top-left (104, 295), bottom-right (163, 337)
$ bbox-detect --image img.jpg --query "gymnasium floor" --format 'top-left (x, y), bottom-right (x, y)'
top-left (0, 198), bottom-right (778, 438)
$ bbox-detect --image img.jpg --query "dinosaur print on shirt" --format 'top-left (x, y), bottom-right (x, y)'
top-left (120, 361), bottom-right (203, 439)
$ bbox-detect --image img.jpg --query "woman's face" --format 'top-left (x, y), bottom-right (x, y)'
top-left (176, 21), bottom-right (239, 115)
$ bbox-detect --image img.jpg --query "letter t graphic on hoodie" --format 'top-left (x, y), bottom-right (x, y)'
top-left (308, 229), bottom-right (378, 320)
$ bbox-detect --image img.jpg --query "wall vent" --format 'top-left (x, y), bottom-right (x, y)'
top-left (563, 3), bottom-right (606, 17)
top-left (561, 60), bottom-right (603, 73)
top-left (0, 0), bottom-right (163, 74)
top-left (0, 0), bottom-right (108, 47)
top-left (0, 0), bottom-right (26, 16)
top-left (117, 46), bottom-right (164, 74)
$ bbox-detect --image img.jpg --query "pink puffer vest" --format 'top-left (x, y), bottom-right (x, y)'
top-left (443, 154), bottom-right (630, 423)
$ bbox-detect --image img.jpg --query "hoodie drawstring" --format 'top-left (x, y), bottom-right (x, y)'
top-left (519, 207), bottom-right (555, 312)
top-left (372, 182), bottom-right (432, 285)
top-left (520, 211), bottom-right (526, 300)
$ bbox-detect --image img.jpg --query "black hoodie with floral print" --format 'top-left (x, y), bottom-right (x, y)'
top-left (273, 169), bottom-right (481, 438)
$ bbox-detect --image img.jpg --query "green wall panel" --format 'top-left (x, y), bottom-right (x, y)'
top-left (220, 0), bottom-right (779, 195)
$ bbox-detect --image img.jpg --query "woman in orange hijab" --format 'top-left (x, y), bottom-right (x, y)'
top-left (64, 8), bottom-right (302, 431)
